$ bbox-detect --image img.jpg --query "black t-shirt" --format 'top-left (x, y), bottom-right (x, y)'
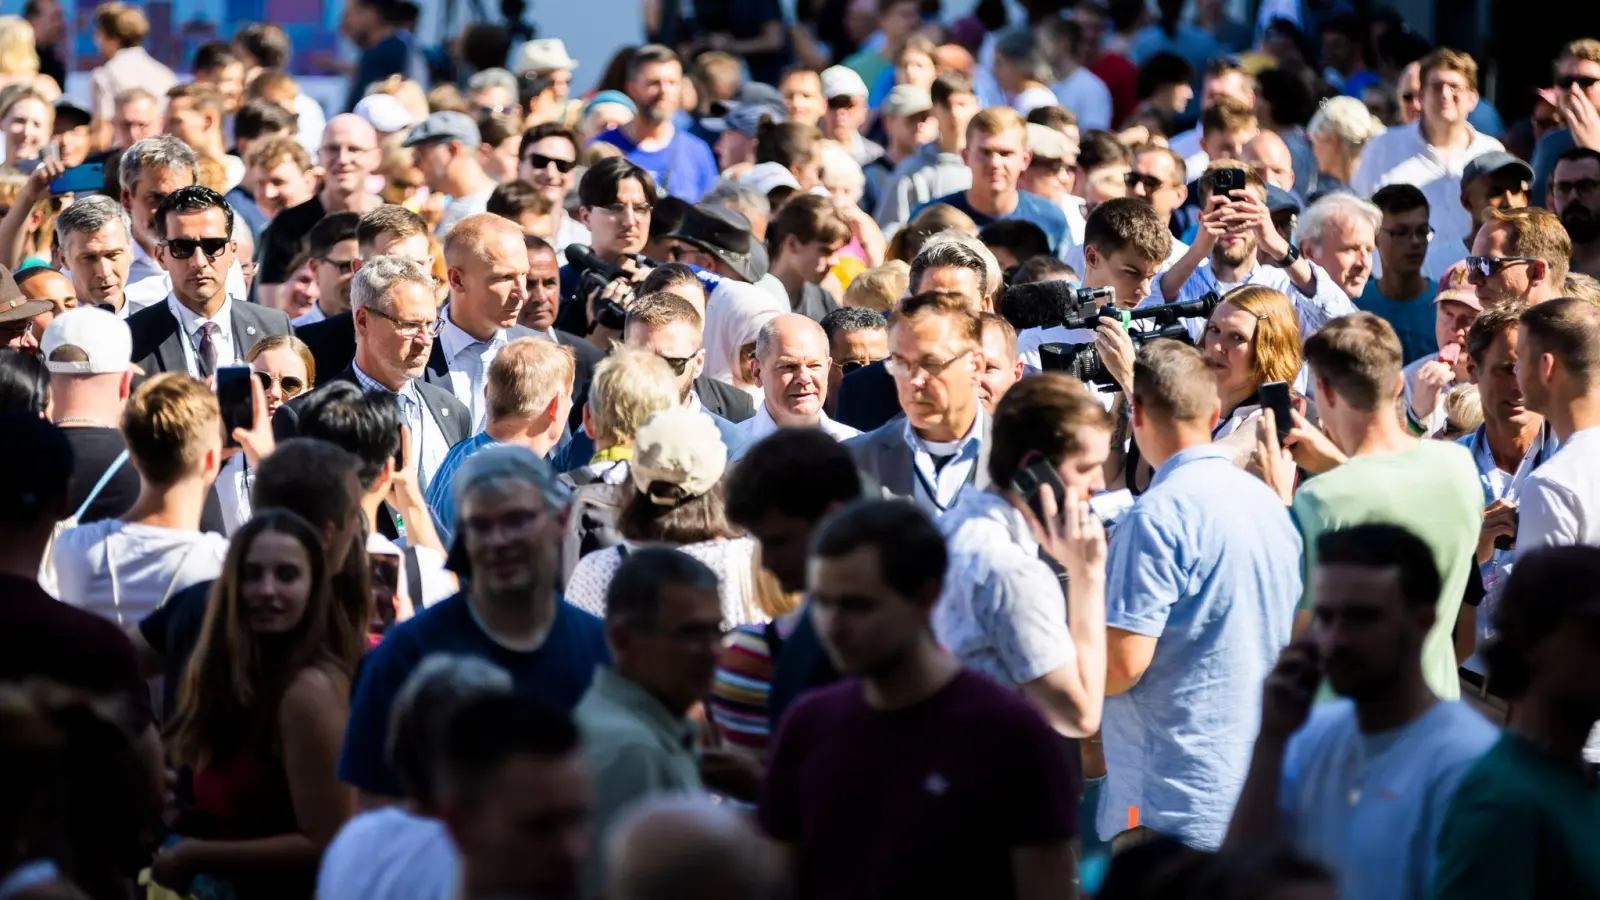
top-left (139, 579), bottom-right (211, 715)
top-left (64, 426), bottom-right (141, 524)
top-left (792, 281), bottom-right (839, 324)
top-left (256, 194), bottom-right (327, 287)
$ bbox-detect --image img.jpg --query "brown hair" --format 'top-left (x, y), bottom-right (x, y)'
top-left (94, 2), bottom-right (148, 49)
top-left (1520, 297), bottom-right (1600, 388)
top-left (1419, 48), bottom-right (1479, 92)
top-left (887, 203), bottom-right (979, 263)
top-left (767, 194), bottom-right (851, 261)
top-left (966, 105), bottom-right (1026, 143)
top-left (486, 337), bottom-right (575, 421)
top-left (486, 180), bottom-right (552, 220)
top-left (930, 71), bottom-right (975, 108)
top-left (245, 68), bottom-right (298, 104)
top-left (988, 372), bottom-right (1113, 486)
top-left (1082, 196), bottom-right (1172, 264)
top-left (891, 290), bottom-right (982, 346)
top-left (895, 34), bottom-right (938, 66)
top-left (1201, 96), bottom-right (1257, 136)
top-left (1558, 39), bottom-right (1600, 71)
top-left (980, 312), bottom-right (1017, 363)
top-left (245, 134), bottom-right (312, 173)
top-left (1218, 286), bottom-right (1303, 387)
top-left (691, 51), bottom-right (742, 98)
top-left (167, 83), bottom-right (225, 119)
top-left (246, 333), bottom-right (317, 388)
top-left (617, 480), bottom-right (737, 544)
top-left (755, 120), bottom-right (822, 171)
top-left (121, 373), bottom-right (220, 485)
top-left (1482, 206), bottom-right (1572, 285)
top-left (356, 204), bottom-right (429, 257)
top-left (1303, 312), bottom-right (1404, 412)
top-left (625, 290), bottom-right (704, 331)
top-left (1466, 302), bottom-right (1526, 365)
top-left (1132, 340), bottom-right (1220, 423)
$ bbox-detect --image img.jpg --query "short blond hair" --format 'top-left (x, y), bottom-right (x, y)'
top-left (1559, 39), bottom-right (1600, 72)
top-left (587, 347), bottom-right (679, 445)
top-left (196, 156), bottom-right (227, 192)
top-left (844, 260), bottom-right (910, 312)
top-left (246, 135), bottom-right (313, 173)
top-left (967, 106), bottom-right (1027, 143)
top-left (486, 337), bottom-right (575, 422)
top-left (1484, 206), bottom-right (1572, 285)
top-left (0, 16), bottom-right (38, 77)
top-left (121, 374), bottom-right (220, 485)
top-left (1419, 48), bottom-right (1479, 91)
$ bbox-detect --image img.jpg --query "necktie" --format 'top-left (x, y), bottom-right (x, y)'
top-left (196, 322), bottom-right (218, 378)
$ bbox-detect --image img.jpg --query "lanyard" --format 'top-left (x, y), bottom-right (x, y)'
top-left (1469, 422), bottom-right (1555, 505)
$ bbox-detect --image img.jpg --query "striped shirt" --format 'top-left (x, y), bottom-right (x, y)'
top-left (709, 621), bottom-right (786, 758)
top-left (424, 431), bottom-right (499, 543)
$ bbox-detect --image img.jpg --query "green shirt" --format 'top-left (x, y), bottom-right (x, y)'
top-left (1431, 732), bottom-right (1600, 900)
top-left (575, 666), bottom-right (702, 895)
top-left (1292, 440), bottom-right (1482, 700)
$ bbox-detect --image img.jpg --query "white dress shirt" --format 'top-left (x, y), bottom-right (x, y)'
top-left (353, 363), bottom-right (451, 493)
top-left (1350, 122), bottom-right (1504, 261)
top-left (905, 409), bottom-right (986, 515)
top-left (737, 402), bottom-right (860, 443)
top-left (552, 211), bottom-right (591, 255)
top-left (437, 308), bottom-right (509, 431)
top-left (167, 293), bottom-right (240, 378)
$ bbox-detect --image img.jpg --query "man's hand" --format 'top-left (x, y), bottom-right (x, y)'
top-left (1411, 359), bottom-right (1454, 423)
top-left (22, 159), bottom-right (64, 206)
top-left (1281, 408), bottom-right (1347, 475)
top-left (1224, 189), bottom-right (1289, 261)
top-left (1562, 84), bottom-right (1600, 151)
top-left (1194, 194), bottom-right (1233, 254)
top-left (1259, 640), bottom-right (1320, 744)
top-left (1477, 498), bottom-right (1519, 563)
top-left (1093, 320), bottom-right (1137, 395)
top-left (1250, 409), bottom-right (1298, 504)
top-left (1030, 484), bottom-right (1108, 587)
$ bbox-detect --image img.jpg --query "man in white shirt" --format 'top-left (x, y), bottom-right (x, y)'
top-left (739, 314), bottom-right (859, 444)
top-left (1045, 19), bottom-right (1112, 131)
top-left (1352, 49), bottom-right (1504, 261)
top-left (1515, 298), bottom-right (1600, 553)
top-left (405, 111), bottom-right (498, 236)
top-left (292, 212), bottom-right (362, 327)
top-left (517, 122), bottom-right (590, 254)
top-left (433, 215), bottom-right (533, 430)
top-left (1156, 161), bottom-right (1356, 339)
top-left (53, 193), bottom-right (141, 318)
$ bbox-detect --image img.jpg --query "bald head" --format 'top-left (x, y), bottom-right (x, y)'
top-left (1242, 130), bottom-right (1294, 191)
top-left (754, 313), bottom-right (832, 428)
top-left (604, 797), bottom-right (779, 900)
top-left (444, 213), bottom-right (527, 267)
top-left (445, 213), bottom-right (532, 336)
top-left (319, 114), bottom-right (381, 198)
top-left (19, 268), bottom-right (76, 308)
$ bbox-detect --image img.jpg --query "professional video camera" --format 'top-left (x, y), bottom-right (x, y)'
top-left (1036, 291), bottom-right (1223, 390)
top-left (565, 244), bottom-right (658, 333)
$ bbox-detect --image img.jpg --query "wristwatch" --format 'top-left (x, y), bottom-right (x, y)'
top-left (1266, 243), bottom-right (1301, 268)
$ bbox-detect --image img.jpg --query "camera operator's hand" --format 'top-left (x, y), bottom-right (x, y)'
top-left (1094, 320), bottom-right (1137, 395)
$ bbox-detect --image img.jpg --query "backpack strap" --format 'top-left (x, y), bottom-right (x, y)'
top-left (75, 450), bottom-right (129, 520)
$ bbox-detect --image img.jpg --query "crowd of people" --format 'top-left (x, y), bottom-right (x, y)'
top-left (3, 0), bottom-right (1600, 898)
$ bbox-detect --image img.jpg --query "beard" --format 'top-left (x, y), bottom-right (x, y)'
top-left (1562, 205), bottom-right (1600, 243)
top-left (1213, 234), bottom-right (1257, 268)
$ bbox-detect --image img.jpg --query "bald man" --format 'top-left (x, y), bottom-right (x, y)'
top-left (739, 312), bottom-right (861, 443)
top-left (256, 113), bottom-right (384, 306)
top-left (604, 797), bottom-right (781, 900)
top-left (18, 266), bottom-right (76, 336)
top-left (1243, 130), bottom-right (1296, 193)
top-left (427, 213), bottom-right (537, 429)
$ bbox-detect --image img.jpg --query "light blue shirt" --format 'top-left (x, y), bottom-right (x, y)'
top-left (424, 430), bottom-right (499, 543)
top-left (903, 409), bottom-right (984, 515)
top-left (1099, 444), bottom-right (1303, 849)
top-left (1279, 700), bottom-right (1498, 900)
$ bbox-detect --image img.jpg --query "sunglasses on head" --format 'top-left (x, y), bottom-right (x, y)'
top-left (161, 237), bottom-right (230, 260)
top-left (255, 370), bottom-right (306, 397)
top-left (1557, 75), bottom-right (1600, 91)
top-left (526, 153), bottom-right (577, 174)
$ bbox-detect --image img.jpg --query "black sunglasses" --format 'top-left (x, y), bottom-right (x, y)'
top-left (1557, 75), bottom-right (1600, 91)
top-left (838, 358), bottom-right (880, 374)
top-left (1124, 172), bottom-right (1165, 191)
top-left (526, 152), bottom-right (577, 174)
top-left (255, 370), bottom-right (307, 397)
top-left (659, 354), bottom-right (694, 376)
top-left (1465, 255), bottom-right (1541, 278)
top-left (161, 237), bottom-right (230, 260)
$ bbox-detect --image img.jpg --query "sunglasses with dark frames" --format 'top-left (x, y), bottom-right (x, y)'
top-left (526, 153), bottom-right (577, 174)
top-left (1556, 75), bottom-right (1600, 92)
top-left (1465, 255), bottom-right (1541, 278)
top-left (1124, 172), bottom-right (1166, 191)
top-left (837, 357), bottom-right (881, 374)
top-left (319, 257), bottom-right (357, 274)
top-left (161, 237), bottom-right (230, 260)
top-left (255, 371), bottom-right (307, 397)
top-left (659, 354), bottom-right (695, 376)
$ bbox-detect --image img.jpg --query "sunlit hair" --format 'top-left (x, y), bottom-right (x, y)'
top-left (120, 373), bottom-right (220, 485)
top-left (0, 18), bottom-right (38, 78)
top-left (165, 510), bottom-right (364, 768)
top-left (1217, 285), bottom-right (1303, 388)
top-left (247, 333), bottom-right (317, 389)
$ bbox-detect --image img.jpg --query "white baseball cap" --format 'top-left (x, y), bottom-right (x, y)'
top-left (820, 65), bottom-right (870, 100)
top-left (352, 93), bottom-right (418, 134)
top-left (738, 161), bottom-right (802, 195)
top-left (40, 306), bottom-right (132, 374)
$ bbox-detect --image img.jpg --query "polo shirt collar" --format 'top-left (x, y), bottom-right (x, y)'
top-left (589, 666), bottom-right (698, 749)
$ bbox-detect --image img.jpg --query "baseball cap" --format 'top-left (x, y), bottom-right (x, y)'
top-left (402, 111), bottom-right (482, 149)
top-left (820, 65), bottom-right (870, 100)
top-left (631, 408), bottom-right (727, 502)
top-left (701, 101), bottom-right (787, 138)
top-left (1462, 151), bottom-right (1533, 187)
top-left (1265, 184), bottom-right (1303, 216)
top-left (353, 93), bottom-right (418, 134)
top-left (881, 84), bottom-right (933, 118)
top-left (738, 161), bottom-right (802, 196)
top-left (1026, 123), bottom-right (1075, 162)
top-left (40, 306), bottom-right (132, 374)
top-left (1434, 260), bottom-right (1480, 310)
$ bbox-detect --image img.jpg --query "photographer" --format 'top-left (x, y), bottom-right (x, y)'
top-left (555, 157), bottom-right (659, 349)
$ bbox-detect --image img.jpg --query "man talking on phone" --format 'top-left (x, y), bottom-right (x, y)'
top-left (1226, 524), bottom-right (1497, 900)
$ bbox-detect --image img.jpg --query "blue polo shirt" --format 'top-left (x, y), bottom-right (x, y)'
top-left (592, 126), bottom-right (719, 202)
top-left (338, 592), bottom-right (609, 797)
top-left (914, 190), bottom-right (1072, 257)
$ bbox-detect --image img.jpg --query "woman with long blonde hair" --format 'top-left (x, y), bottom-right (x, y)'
top-left (154, 510), bottom-right (365, 899)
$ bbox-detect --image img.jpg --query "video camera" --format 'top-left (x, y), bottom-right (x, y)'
top-left (1037, 291), bottom-right (1223, 390)
top-left (566, 244), bottom-right (658, 333)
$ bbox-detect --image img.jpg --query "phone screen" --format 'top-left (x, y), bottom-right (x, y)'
top-left (1259, 381), bottom-right (1293, 442)
top-left (49, 162), bottom-right (104, 195)
top-left (215, 366), bottom-right (253, 449)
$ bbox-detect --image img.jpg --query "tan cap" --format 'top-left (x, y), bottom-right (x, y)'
top-left (1026, 123), bottom-right (1076, 162)
top-left (631, 407), bottom-right (727, 503)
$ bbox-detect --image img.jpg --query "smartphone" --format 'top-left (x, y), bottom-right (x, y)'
top-left (393, 424), bottom-right (407, 469)
top-left (1012, 454), bottom-right (1070, 525)
top-left (1494, 508), bottom-right (1520, 552)
top-left (1259, 381), bottom-right (1294, 443)
top-left (214, 366), bottom-right (253, 449)
top-left (369, 554), bottom-right (400, 633)
top-left (1211, 167), bottom-right (1246, 197)
top-left (49, 162), bottom-right (104, 195)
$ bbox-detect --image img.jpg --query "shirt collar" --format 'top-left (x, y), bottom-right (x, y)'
top-left (904, 407), bottom-right (985, 455)
top-left (439, 305), bottom-right (505, 358)
top-left (589, 666), bottom-right (698, 749)
top-left (167, 291), bottom-right (231, 336)
top-left (685, 390), bottom-right (704, 414)
top-left (1149, 443), bottom-right (1233, 488)
top-left (353, 361), bottom-right (416, 399)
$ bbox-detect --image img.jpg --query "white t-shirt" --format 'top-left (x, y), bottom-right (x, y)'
top-left (1050, 67), bottom-right (1114, 132)
top-left (1010, 84), bottom-right (1062, 116)
top-left (316, 807), bottom-right (456, 900)
top-left (1350, 123), bottom-right (1504, 262)
top-left (367, 532), bottom-right (457, 609)
top-left (52, 521), bottom-right (229, 627)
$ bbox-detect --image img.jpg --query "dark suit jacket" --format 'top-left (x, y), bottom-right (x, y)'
top-left (832, 360), bottom-right (901, 433)
top-left (128, 298), bottom-right (294, 375)
top-left (294, 311), bottom-right (357, 384)
top-left (695, 376), bottom-right (756, 423)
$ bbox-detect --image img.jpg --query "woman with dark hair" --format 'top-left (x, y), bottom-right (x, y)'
top-left (0, 346), bottom-right (47, 415)
top-left (152, 510), bottom-right (366, 899)
top-left (565, 408), bottom-right (759, 626)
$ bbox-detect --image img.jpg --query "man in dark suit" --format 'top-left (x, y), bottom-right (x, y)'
top-left (274, 255), bottom-right (470, 496)
top-left (127, 186), bottom-right (292, 377)
top-left (845, 292), bottom-right (990, 517)
top-left (832, 359), bottom-right (899, 432)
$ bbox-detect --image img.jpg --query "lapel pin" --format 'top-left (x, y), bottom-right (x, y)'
top-left (246, 325), bottom-right (257, 335)
top-left (441, 408), bottom-right (450, 417)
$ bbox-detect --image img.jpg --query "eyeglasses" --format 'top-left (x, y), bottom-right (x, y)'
top-left (526, 152), bottom-right (577, 174)
top-left (1381, 226), bottom-right (1434, 243)
top-left (1465, 255), bottom-right (1541, 278)
top-left (161, 237), bottom-right (230, 260)
top-left (1124, 172), bottom-right (1166, 192)
top-left (1556, 75), bottom-right (1600, 92)
top-left (597, 201), bottom-right (653, 218)
top-left (319, 256), bottom-right (357, 274)
top-left (255, 370), bottom-right (307, 397)
top-left (884, 349), bottom-right (971, 380)
top-left (837, 357), bottom-right (881, 374)
top-left (1553, 177), bottom-right (1600, 197)
top-left (1400, 91), bottom-right (1419, 104)
top-left (658, 354), bottom-right (695, 376)
top-left (365, 305), bottom-right (443, 339)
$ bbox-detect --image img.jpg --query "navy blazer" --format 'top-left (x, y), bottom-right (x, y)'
top-left (127, 297), bottom-right (294, 376)
top-left (832, 359), bottom-right (901, 433)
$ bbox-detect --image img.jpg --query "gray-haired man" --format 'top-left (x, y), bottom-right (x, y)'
top-left (117, 135), bottom-right (246, 308)
top-left (54, 193), bottom-right (140, 317)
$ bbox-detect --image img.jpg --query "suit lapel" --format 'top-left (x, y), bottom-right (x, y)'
top-left (418, 383), bottom-right (467, 445)
top-left (883, 429), bottom-right (916, 498)
top-left (231, 304), bottom-right (265, 361)
top-left (154, 305), bottom-right (189, 375)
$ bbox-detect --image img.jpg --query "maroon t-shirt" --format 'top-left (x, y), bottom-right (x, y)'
top-left (0, 573), bottom-right (153, 729)
top-left (759, 669), bottom-right (1077, 900)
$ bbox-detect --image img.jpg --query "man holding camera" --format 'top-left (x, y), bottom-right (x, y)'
top-left (556, 157), bottom-right (660, 347)
top-left (1155, 161), bottom-right (1355, 340)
